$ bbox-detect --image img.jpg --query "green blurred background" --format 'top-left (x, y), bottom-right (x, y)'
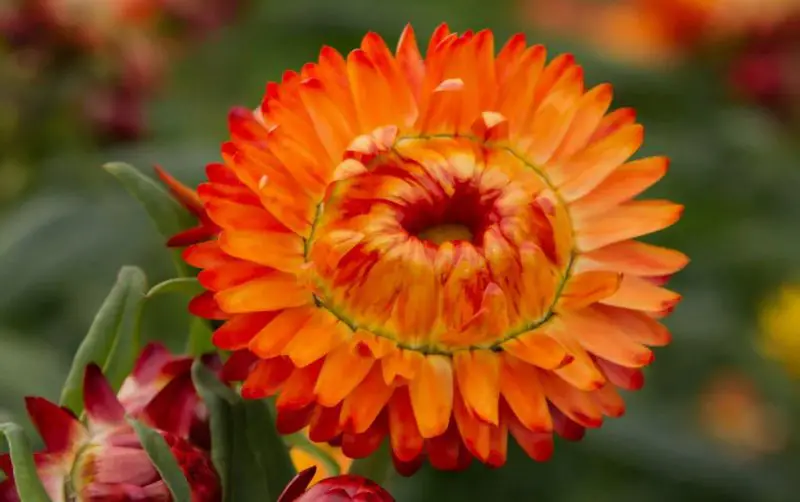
top-left (2, 0), bottom-right (800, 500)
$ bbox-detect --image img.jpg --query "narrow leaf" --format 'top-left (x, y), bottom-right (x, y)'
top-left (103, 162), bottom-right (194, 276)
top-left (146, 277), bottom-right (203, 298)
top-left (192, 362), bottom-right (296, 502)
top-left (128, 418), bottom-right (191, 502)
top-left (0, 423), bottom-right (51, 502)
top-left (59, 266), bottom-right (147, 415)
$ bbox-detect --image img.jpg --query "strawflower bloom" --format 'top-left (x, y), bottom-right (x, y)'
top-left (174, 24), bottom-right (687, 472)
top-left (0, 364), bottom-right (220, 502)
top-left (277, 467), bottom-right (394, 502)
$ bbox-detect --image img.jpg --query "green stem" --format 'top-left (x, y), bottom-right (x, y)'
top-left (348, 440), bottom-right (393, 486)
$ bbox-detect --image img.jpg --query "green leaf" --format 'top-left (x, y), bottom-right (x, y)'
top-left (128, 418), bottom-right (191, 502)
top-left (146, 277), bottom-right (203, 298)
top-left (187, 317), bottom-right (215, 357)
top-left (59, 266), bottom-right (147, 415)
top-left (349, 440), bottom-right (392, 486)
top-left (192, 361), bottom-right (296, 502)
top-left (103, 162), bottom-right (195, 276)
top-left (0, 423), bottom-right (51, 502)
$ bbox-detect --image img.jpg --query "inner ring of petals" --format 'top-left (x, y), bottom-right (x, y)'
top-left (305, 135), bottom-right (575, 355)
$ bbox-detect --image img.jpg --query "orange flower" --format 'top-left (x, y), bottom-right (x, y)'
top-left (179, 24), bottom-right (687, 472)
top-left (522, 0), bottom-right (800, 65)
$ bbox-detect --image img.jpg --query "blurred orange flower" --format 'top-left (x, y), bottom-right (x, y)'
top-left (522, 0), bottom-right (800, 64)
top-left (698, 371), bottom-right (787, 457)
top-left (173, 24), bottom-right (686, 473)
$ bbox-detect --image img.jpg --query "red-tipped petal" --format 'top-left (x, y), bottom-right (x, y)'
top-left (83, 364), bottom-right (126, 426)
top-left (24, 397), bottom-right (85, 454)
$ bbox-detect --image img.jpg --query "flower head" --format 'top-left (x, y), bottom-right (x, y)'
top-left (0, 364), bottom-right (220, 502)
top-left (278, 467), bottom-right (394, 502)
top-left (179, 24), bottom-right (687, 472)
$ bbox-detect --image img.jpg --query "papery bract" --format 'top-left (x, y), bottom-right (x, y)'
top-left (165, 23), bottom-right (687, 474)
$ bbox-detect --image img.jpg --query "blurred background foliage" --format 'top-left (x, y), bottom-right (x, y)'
top-left (2, 0), bottom-right (800, 500)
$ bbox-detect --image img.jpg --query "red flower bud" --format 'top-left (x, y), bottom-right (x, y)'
top-left (278, 467), bottom-right (395, 502)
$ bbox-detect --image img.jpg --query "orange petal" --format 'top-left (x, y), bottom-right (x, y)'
top-left (215, 271), bottom-right (312, 313)
top-left (574, 200), bottom-right (684, 252)
top-left (387, 387), bottom-right (424, 462)
top-left (282, 310), bottom-right (348, 368)
top-left (538, 370), bottom-right (603, 428)
top-left (591, 107), bottom-right (636, 142)
top-left (183, 241), bottom-right (232, 269)
top-left (507, 412), bottom-right (554, 462)
top-left (276, 360), bottom-right (323, 411)
top-left (557, 124), bottom-right (644, 201)
top-left (218, 230), bottom-right (304, 273)
top-left (547, 318), bottom-right (606, 390)
top-left (522, 65), bottom-right (584, 165)
top-left (499, 353), bottom-right (552, 432)
top-left (575, 240), bottom-right (689, 277)
top-left (241, 357), bottom-right (294, 399)
top-left (381, 347), bottom-right (423, 385)
top-left (204, 198), bottom-right (287, 233)
top-left (453, 351), bottom-right (500, 425)
top-left (308, 404), bottom-right (343, 443)
top-left (189, 291), bottom-right (227, 320)
top-left (248, 306), bottom-right (315, 359)
top-left (595, 358), bottom-right (644, 390)
top-left (154, 165), bottom-right (203, 216)
top-left (361, 32), bottom-right (417, 127)
top-left (550, 83), bottom-right (613, 162)
top-left (591, 384), bottom-right (626, 418)
top-left (198, 261), bottom-right (272, 292)
top-left (502, 330), bottom-right (571, 370)
top-left (427, 418), bottom-right (472, 471)
top-left (314, 341), bottom-right (374, 407)
top-left (558, 308), bottom-right (654, 367)
top-left (395, 24), bottom-right (425, 102)
top-left (593, 304), bottom-right (671, 346)
top-left (409, 355), bottom-right (454, 438)
top-left (569, 156), bottom-right (669, 218)
top-left (601, 275), bottom-right (682, 313)
top-left (340, 365), bottom-right (395, 434)
top-left (556, 271), bottom-right (622, 311)
top-left (341, 413), bottom-right (388, 459)
top-left (452, 386), bottom-right (491, 462)
top-left (212, 312), bottom-right (278, 350)
top-left (347, 49), bottom-right (395, 132)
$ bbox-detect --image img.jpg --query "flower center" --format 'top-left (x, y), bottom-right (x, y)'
top-left (417, 224), bottom-right (474, 245)
top-left (307, 136), bottom-right (574, 354)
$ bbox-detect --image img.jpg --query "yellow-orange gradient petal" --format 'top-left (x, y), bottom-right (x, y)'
top-left (181, 23), bottom-right (685, 474)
